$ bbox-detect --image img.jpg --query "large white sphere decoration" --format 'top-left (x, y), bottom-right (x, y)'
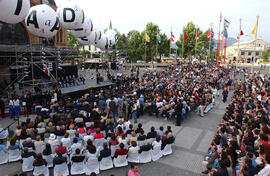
top-left (0, 0), bottom-right (30, 24)
top-left (57, 3), bottom-right (84, 30)
top-left (94, 28), bottom-right (102, 44)
top-left (76, 31), bottom-right (96, 45)
top-left (95, 35), bottom-right (108, 50)
top-left (69, 17), bottom-right (93, 38)
top-left (105, 29), bottom-right (117, 46)
top-left (25, 4), bottom-right (60, 38)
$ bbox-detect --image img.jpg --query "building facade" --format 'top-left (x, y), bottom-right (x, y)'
top-left (226, 39), bottom-right (270, 63)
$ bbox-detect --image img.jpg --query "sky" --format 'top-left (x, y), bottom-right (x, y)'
top-left (55, 0), bottom-right (270, 43)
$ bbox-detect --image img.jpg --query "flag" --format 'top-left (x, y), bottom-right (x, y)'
top-left (240, 30), bottom-right (244, 36)
top-left (156, 32), bottom-right (161, 43)
top-left (184, 32), bottom-right (188, 42)
top-left (223, 26), bottom-right (228, 38)
top-left (224, 19), bottom-right (230, 28)
top-left (145, 33), bottom-right (150, 42)
top-left (44, 64), bottom-right (50, 77)
top-left (194, 28), bottom-right (199, 40)
top-left (251, 19), bottom-right (258, 37)
top-left (170, 31), bottom-right (175, 42)
top-left (206, 28), bottom-right (214, 39)
top-left (220, 12), bottom-right (222, 23)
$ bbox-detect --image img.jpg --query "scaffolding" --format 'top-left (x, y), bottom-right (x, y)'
top-left (0, 44), bottom-right (77, 95)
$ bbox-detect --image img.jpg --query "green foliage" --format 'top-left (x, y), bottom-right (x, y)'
top-left (92, 52), bottom-right (101, 58)
top-left (176, 22), bottom-right (214, 59)
top-left (67, 32), bottom-right (83, 52)
top-left (260, 50), bottom-right (270, 60)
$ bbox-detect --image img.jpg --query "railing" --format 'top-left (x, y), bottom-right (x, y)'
top-left (0, 119), bottom-right (19, 134)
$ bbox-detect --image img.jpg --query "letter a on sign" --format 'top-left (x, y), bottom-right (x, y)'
top-left (26, 10), bottom-right (39, 28)
top-left (50, 17), bottom-right (60, 32)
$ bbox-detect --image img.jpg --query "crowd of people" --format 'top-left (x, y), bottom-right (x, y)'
top-left (0, 61), bottom-right (239, 175)
top-left (202, 71), bottom-right (270, 176)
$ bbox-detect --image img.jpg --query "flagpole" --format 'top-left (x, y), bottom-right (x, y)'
top-left (155, 31), bottom-right (158, 68)
top-left (238, 18), bottom-right (242, 66)
top-left (145, 33), bottom-right (147, 63)
top-left (195, 26), bottom-right (198, 59)
top-left (220, 18), bottom-right (225, 65)
top-left (182, 26), bottom-right (184, 58)
top-left (251, 16), bottom-right (259, 74)
top-left (208, 23), bottom-right (213, 63)
top-left (216, 12), bottom-right (222, 66)
top-left (223, 37), bottom-right (227, 64)
top-left (170, 27), bottom-right (172, 57)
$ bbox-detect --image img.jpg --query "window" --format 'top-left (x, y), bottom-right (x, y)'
top-left (256, 52), bottom-right (259, 56)
top-left (248, 52), bottom-right (252, 56)
top-left (241, 52), bottom-right (244, 55)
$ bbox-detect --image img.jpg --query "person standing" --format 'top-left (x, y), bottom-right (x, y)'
top-left (132, 100), bottom-right (138, 123)
top-left (128, 164), bottom-right (140, 176)
top-left (222, 87), bottom-right (229, 103)
top-left (138, 95), bottom-right (144, 117)
top-left (8, 97), bottom-right (14, 119)
top-left (0, 96), bottom-right (5, 118)
top-left (14, 96), bottom-right (20, 119)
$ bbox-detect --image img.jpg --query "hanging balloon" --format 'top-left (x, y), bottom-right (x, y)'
top-left (0, 0), bottom-right (30, 24)
top-left (76, 31), bottom-right (96, 45)
top-left (57, 3), bottom-right (84, 30)
top-left (25, 4), bottom-right (60, 38)
top-left (94, 28), bottom-right (102, 44)
top-left (105, 29), bottom-right (117, 46)
top-left (95, 35), bottom-right (108, 50)
top-left (69, 17), bottom-right (93, 38)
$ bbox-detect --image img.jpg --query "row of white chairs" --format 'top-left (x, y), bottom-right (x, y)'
top-left (0, 143), bottom-right (172, 175)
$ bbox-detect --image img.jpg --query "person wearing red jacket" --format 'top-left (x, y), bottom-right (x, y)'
top-left (114, 143), bottom-right (128, 158)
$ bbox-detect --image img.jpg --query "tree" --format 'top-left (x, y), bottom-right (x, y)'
top-left (261, 51), bottom-right (270, 60)
top-left (157, 33), bottom-right (170, 58)
top-left (176, 22), bottom-right (214, 60)
top-left (67, 32), bottom-right (83, 52)
top-left (127, 30), bottom-right (144, 62)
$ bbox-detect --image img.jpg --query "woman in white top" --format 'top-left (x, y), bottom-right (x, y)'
top-left (152, 135), bottom-right (161, 148)
top-left (128, 141), bottom-right (140, 153)
top-left (61, 133), bottom-right (71, 152)
top-left (118, 133), bottom-right (128, 146)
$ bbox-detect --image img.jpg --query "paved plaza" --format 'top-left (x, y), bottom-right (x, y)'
top-left (0, 88), bottom-right (231, 176)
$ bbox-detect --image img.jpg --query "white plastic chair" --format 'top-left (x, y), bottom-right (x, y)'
top-left (22, 156), bottom-right (35, 172)
top-left (147, 138), bottom-right (156, 144)
top-left (8, 148), bottom-right (22, 162)
top-left (43, 154), bottom-right (54, 167)
top-left (0, 150), bottom-right (8, 165)
top-left (33, 165), bottom-right (49, 176)
top-left (151, 145), bottom-right (162, 161)
top-left (162, 144), bottom-right (172, 156)
top-left (113, 155), bottom-right (128, 167)
top-left (85, 157), bottom-right (100, 175)
top-left (71, 161), bottom-right (85, 175)
top-left (54, 162), bottom-right (69, 176)
top-left (127, 151), bottom-right (140, 163)
top-left (35, 145), bottom-right (45, 154)
top-left (93, 138), bottom-right (106, 150)
top-left (137, 140), bottom-right (145, 147)
top-left (139, 150), bottom-right (151, 163)
top-left (99, 156), bottom-right (113, 171)
top-left (110, 145), bottom-right (119, 157)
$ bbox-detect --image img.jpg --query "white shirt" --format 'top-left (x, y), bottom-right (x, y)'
top-left (61, 138), bottom-right (71, 149)
top-left (14, 99), bottom-right (20, 106)
top-left (71, 143), bottom-right (82, 154)
top-left (83, 135), bottom-right (94, 144)
top-left (152, 141), bottom-right (161, 148)
top-left (258, 164), bottom-right (270, 176)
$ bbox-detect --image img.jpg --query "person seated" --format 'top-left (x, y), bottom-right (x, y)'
top-left (8, 138), bottom-right (20, 151)
top-left (94, 128), bottom-right (104, 139)
top-left (209, 159), bottom-right (229, 176)
top-left (53, 150), bottom-right (67, 167)
top-left (137, 130), bottom-right (146, 141)
top-left (152, 135), bottom-right (161, 148)
top-left (139, 141), bottom-right (152, 153)
top-left (55, 142), bottom-right (67, 155)
top-left (146, 127), bottom-right (157, 139)
top-left (33, 153), bottom-right (47, 167)
top-left (156, 126), bottom-right (165, 138)
top-left (23, 137), bottom-right (35, 151)
top-left (114, 143), bottom-right (128, 158)
top-left (71, 138), bottom-right (82, 155)
top-left (98, 143), bottom-right (111, 161)
top-left (238, 158), bottom-right (257, 176)
top-left (109, 133), bottom-right (118, 147)
top-left (129, 131), bottom-right (137, 144)
top-left (71, 148), bottom-right (85, 163)
top-left (128, 141), bottom-right (140, 153)
top-left (202, 145), bottom-right (219, 174)
top-left (161, 132), bottom-right (175, 150)
top-left (118, 133), bottom-right (128, 146)
top-left (21, 147), bottom-right (36, 162)
top-left (135, 123), bottom-right (143, 134)
top-left (83, 131), bottom-right (94, 144)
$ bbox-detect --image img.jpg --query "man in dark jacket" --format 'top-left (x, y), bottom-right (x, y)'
top-left (114, 143), bottom-right (128, 158)
top-left (139, 142), bottom-right (152, 153)
top-left (161, 132), bottom-right (175, 150)
top-left (0, 96), bottom-right (5, 118)
top-left (53, 150), bottom-right (67, 167)
top-left (98, 143), bottom-right (111, 161)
